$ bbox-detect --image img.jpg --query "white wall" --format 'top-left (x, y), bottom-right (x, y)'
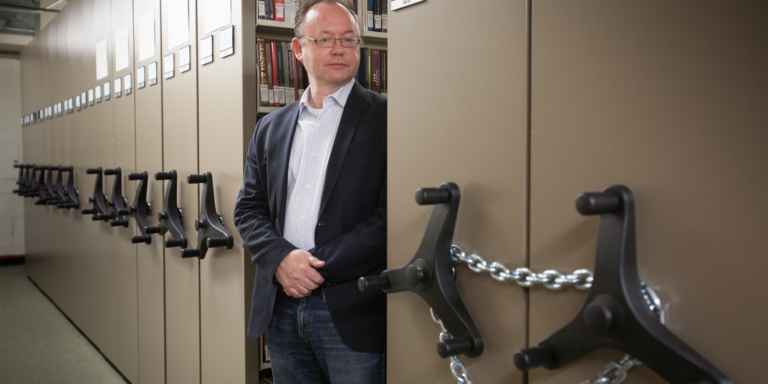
top-left (0, 57), bottom-right (24, 256)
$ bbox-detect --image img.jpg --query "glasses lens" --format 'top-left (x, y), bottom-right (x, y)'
top-left (317, 38), bottom-right (333, 47)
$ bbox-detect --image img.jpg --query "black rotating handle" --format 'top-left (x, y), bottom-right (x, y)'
top-left (12, 164), bottom-right (24, 195)
top-left (179, 172), bottom-right (234, 259)
top-left (81, 167), bottom-right (111, 221)
top-left (57, 166), bottom-right (80, 209)
top-left (52, 166), bottom-right (69, 208)
top-left (127, 171), bottom-right (160, 244)
top-left (514, 186), bottom-right (732, 384)
top-left (34, 166), bottom-right (52, 205)
top-left (358, 182), bottom-right (483, 359)
top-left (25, 166), bottom-right (40, 198)
top-left (155, 170), bottom-right (188, 249)
top-left (104, 168), bottom-right (130, 227)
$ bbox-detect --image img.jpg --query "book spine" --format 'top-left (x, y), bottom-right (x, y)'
top-left (266, 0), bottom-right (274, 20)
top-left (382, 0), bottom-right (387, 32)
top-left (257, 36), bottom-right (270, 107)
top-left (381, 50), bottom-right (387, 95)
top-left (275, 0), bottom-right (285, 22)
top-left (287, 44), bottom-right (295, 104)
top-left (284, 0), bottom-right (292, 22)
top-left (360, 48), bottom-right (368, 89)
top-left (281, 42), bottom-right (291, 104)
top-left (271, 42), bottom-right (279, 106)
top-left (367, 48), bottom-right (372, 89)
top-left (265, 42), bottom-right (275, 106)
top-left (371, 49), bottom-right (381, 93)
top-left (258, 0), bottom-right (266, 19)
top-left (293, 54), bottom-right (300, 102)
top-left (366, 0), bottom-right (373, 31)
top-left (276, 46), bottom-right (286, 106)
top-left (373, 0), bottom-right (381, 32)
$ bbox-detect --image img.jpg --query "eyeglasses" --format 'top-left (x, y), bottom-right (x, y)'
top-left (299, 36), bottom-right (363, 48)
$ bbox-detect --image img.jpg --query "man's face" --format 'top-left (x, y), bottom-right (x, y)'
top-left (293, 2), bottom-right (361, 89)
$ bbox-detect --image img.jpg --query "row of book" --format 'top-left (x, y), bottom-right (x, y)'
top-left (257, 0), bottom-right (388, 33)
top-left (257, 36), bottom-right (388, 109)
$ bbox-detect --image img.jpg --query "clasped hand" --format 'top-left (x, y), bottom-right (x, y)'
top-left (275, 249), bottom-right (326, 298)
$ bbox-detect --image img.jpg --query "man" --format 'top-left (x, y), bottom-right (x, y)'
top-left (233, 0), bottom-right (386, 383)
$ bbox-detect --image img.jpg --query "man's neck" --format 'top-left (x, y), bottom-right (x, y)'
top-left (306, 80), bottom-right (349, 109)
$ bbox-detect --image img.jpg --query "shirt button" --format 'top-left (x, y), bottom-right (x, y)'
top-left (301, 215), bottom-right (306, 221)
top-left (316, 124), bottom-right (320, 128)
top-left (311, 154), bottom-right (316, 158)
top-left (306, 184), bottom-right (311, 189)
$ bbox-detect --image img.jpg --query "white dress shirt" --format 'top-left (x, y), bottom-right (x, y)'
top-left (283, 79), bottom-right (356, 251)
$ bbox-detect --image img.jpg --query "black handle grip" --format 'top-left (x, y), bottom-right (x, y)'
top-left (575, 192), bottom-right (621, 215)
top-left (415, 188), bottom-right (451, 205)
top-left (104, 168), bottom-right (118, 175)
top-left (110, 218), bottom-right (129, 227)
top-left (128, 173), bottom-right (144, 180)
top-left (513, 347), bottom-right (554, 371)
top-left (13, 164), bottom-right (21, 168)
top-left (155, 172), bottom-right (172, 180)
top-left (358, 276), bottom-right (391, 293)
top-left (145, 226), bottom-right (161, 234)
top-left (86, 168), bottom-right (100, 174)
top-left (206, 237), bottom-right (229, 248)
top-left (165, 239), bottom-right (183, 248)
top-left (181, 248), bottom-right (201, 258)
top-left (438, 337), bottom-right (474, 358)
top-left (95, 213), bottom-right (111, 220)
top-left (81, 209), bottom-right (94, 214)
top-left (188, 174), bottom-right (207, 184)
top-left (118, 208), bottom-right (130, 215)
top-left (131, 235), bottom-right (152, 244)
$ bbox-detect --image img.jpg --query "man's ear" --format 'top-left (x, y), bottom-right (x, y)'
top-left (292, 38), bottom-right (303, 62)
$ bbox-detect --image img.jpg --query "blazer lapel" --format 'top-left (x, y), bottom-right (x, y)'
top-left (318, 82), bottom-right (367, 217)
top-left (272, 103), bottom-right (301, 235)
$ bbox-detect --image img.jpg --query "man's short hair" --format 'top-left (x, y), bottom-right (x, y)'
top-left (294, 0), bottom-right (364, 41)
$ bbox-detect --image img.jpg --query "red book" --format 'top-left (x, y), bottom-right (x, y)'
top-left (371, 49), bottom-right (381, 94)
top-left (274, 0), bottom-right (285, 22)
top-left (271, 42), bottom-right (279, 106)
top-left (292, 53), bottom-right (299, 102)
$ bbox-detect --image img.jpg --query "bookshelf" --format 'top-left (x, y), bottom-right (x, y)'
top-left (255, 0), bottom-right (388, 114)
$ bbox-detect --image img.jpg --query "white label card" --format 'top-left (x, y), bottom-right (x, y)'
top-left (164, 54), bottom-right (174, 79)
top-left (179, 45), bottom-right (191, 72)
top-left (76, 95), bottom-right (81, 109)
top-left (203, 0), bottom-right (231, 34)
top-left (115, 27), bottom-right (130, 71)
top-left (104, 81), bottom-right (111, 100)
top-left (200, 35), bottom-right (213, 64)
top-left (115, 78), bottom-right (122, 97)
top-left (96, 40), bottom-right (109, 80)
top-left (139, 11), bottom-right (156, 62)
top-left (137, 66), bottom-right (146, 87)
top-left (88, 89), bottom-right (94, 105)
top-left (148, 62), bottom-right (158, 84)
top-left (95, 85), bottom-right (102, 102)
top-left (124, 73), bottom-right (133, 94)
top-left (81, 92), bottom-right (87, 108)
top-left (168, 0), bottom-right (190, 49)
top-left (219, 25), bottom-right (234, 57)
top-left (390, 0), bottom-right (425, 11)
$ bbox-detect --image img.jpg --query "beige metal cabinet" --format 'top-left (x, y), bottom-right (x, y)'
top-left (528, 2), bottom-right (767, 383)
top-left (387, 0), bottom-right (529, 383)
top-left (160, 0), bottom-right (202, 382)
top-left (132, 0), bottom-right (167, 382)
top-left (111, 0), bottom-right (140, 380)
top-left (196, 0), bottom-right (260, 382)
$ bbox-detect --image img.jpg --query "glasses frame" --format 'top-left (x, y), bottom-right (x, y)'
top-left (299, 36), bottom-right (363, 48)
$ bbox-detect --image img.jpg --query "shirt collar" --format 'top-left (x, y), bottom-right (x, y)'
top-left (299, 78), bottom-right (356, 114)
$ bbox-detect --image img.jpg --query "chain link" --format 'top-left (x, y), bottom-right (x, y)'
top-left (447, 244), bottom-right (666, 384)
top-left (449, 245), bottom-right (594, 290)
top-left (431, 308), bottom-right (472, 384)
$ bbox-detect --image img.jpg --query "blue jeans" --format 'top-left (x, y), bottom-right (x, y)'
top-left (268, 291), bottom-right (386, 384)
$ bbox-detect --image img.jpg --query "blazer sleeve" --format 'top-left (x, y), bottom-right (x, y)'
top-left (308, 180), bottom-right (387, 283)
top-left (233, 121), bottom-right (298, 279)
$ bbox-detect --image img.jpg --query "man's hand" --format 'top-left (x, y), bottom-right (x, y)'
top-left (275, 249), bottom-right (326, 298)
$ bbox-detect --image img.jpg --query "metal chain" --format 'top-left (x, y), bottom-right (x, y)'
top-left (449, 245), bottom-right (594, 290)
top-left (447, 245), bottom-right (666, 384)
top-left (431, 308), bottom-right (472, 384)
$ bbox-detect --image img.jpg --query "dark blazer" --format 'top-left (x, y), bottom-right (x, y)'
top-left (234, 82), bottom-right (387, 353)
